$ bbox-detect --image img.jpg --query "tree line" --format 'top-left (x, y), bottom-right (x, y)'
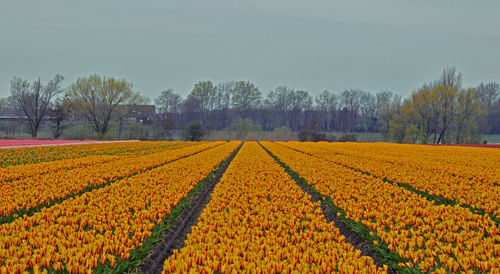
top-left (155, 81), bottom-right (402, 134)
top-left (1, 68), bottom-right (499, 143)
top-left (154, 68), bottom-right (499, 143)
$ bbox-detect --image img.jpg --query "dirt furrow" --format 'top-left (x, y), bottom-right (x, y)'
top-left (138, 143), bottom-right (243, 274)
top-left (260, 142), bottom-right (395, 273)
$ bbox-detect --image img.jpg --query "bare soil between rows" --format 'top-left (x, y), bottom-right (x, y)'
top-left (261, 143), bottom-right (396, 273)
top-left (138, 143), bottom-right (242, 274)
top-left (139, 141), bottom-right (394, 273)
top-left (292, 178), bottom-right (395, 273)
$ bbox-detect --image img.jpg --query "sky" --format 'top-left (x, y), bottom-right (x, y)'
top-left (1, 0), bottom-right (500, 100)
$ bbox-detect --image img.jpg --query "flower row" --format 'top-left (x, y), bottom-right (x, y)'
top-left (0, 141), bottom-right (193, 183)
top-left (261, 141), bottom-right (499, 272)
top-left (280, 141), bottom-right (500, 216)
top-left (0, 140), bottom-right (186, 167)
top-left (0, 141), bottom-right (223, 218)
top-left (163, 142), bottom-right (385, 273)
top-left (0, 141), bottom-right (240, 273)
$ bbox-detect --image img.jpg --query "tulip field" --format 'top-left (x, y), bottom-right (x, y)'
top-left (0, 141), bottom-right (498, 273)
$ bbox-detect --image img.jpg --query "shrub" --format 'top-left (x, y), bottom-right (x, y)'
top-left (228, 118), bottom-right (261, 140)
top-left (271, 126), bottom-right (295, 141)
top-left (298, 130), bottom-right (328, 142)
top-left (183, 121), bottom-right (206, 141)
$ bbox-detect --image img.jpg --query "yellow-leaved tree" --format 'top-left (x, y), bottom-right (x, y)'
top-left (388, 68), bottom-right (484, 144)
top-left (66, 75), bottom-right (147, 137)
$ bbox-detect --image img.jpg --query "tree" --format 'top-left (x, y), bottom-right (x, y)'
top-left (49, 98), bottom-right (69, 139)
top-left (315, 90), bottom-right (338, 111)
top-left (475, 82), bottom-right (500, 134)
top-left (291, 90), bottom-right (313, 111)
top-left (390, 85), bottom-right (452, 144)
top-left (476, 82), bottom-right (499, 111)
top-left (455, 88), bottom-right (482, 143)
top-left (216, 81), bottom-right (234, 110)
top-left (375, 91), bottom-right (395, 117)
top-left (388, 114), bottom-right (408, 143)
top-left (264, 86), bottom-right (311, 131)
top-left (266, 86), bottom-right (294, 111)
top-left (0, 97), bottom-right (9, 111)
top-left (155, 89), bottom-right (181, 133)
top-left (155, 88), bottom-right (181, 114)
top-left (190, 81), bottom-right (218, 112)
top-left (340, 89), bottom-right (363, 132)
top-left (66, 75), bottom-right (145, 137)
top-left (315, 90), bottom-right (339, 131)
top-left (9, 74), bottom-right (64, 138)
top-left (377, 92), bottom-right (401, 138)
top-left (388, 84), bottom-right (483, 144)
top-left (183, 121), bottom-right (206, 141)
top-left (437, 67), bottom-right (463, 88)
top-left (188, 81), bottom-right (218, 128)
top-left (488, 99), bottom-right (500, 134)
top-left (264, 86), bottom-right (291, 129)
top-left (180, 95), bottom-right (202, 121)
top-left (213, 81), bottom-right (235, 129)
top-left (290, 90), bottom-right (312, 131)
top-left (389, 68), bottom-right (470, 144)
top-left (433, 85), bottom-right (459, 144)
top-left (359, 91), bottom-right (376, 132)
top-left (231, 81), bottom-right (261, 111)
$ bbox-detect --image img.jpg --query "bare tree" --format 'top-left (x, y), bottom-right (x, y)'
top-left (179, 95), bottom-right (202, 127)
top-left (265, 86), bottom-right (296, 129)
top-left (49, 98), bottom-right (69, 139)
top-left (475, 82), bottom-right (499, 111)
top-left (315, 90), bottom-right (338, 112)
top-left (215, 81), bottom-right (235, 129)
top-left (155, 89), bottom-right (181, 114)
top-left (231, 81), bottom-right (261, 111)
top-left (423, 67), bottom-right (463, 90)
top-left (375, 91), bottom-right (394, 117)
top-left (455, 88), bottom-right (482, 143)
top-left (265, 86), bottom-right (294, 111)
top-left (315, 90), bottom-right (339, 131)
top-left (438, 67), bottom-right (463, 88)
top-left (9, 74), bottom-right (64, 138)
top-left (154, 89), bottom-right (182, 134)
top-left (290, 90), bottom-right (312, 130)
top-left (188, 81), bottom-right (218, 128)
top-left (359, 91), bottom-right (376, 132)
top-left (216, 81), bottom-right (234, 110)
top-left (291, 90), bottom-right (313, 111)
top-left (66, 75), bottom-right (145, 137)
top-left (340, 89), bottom-right (363, 132)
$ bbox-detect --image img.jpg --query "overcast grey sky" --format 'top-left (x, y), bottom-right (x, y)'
top-left (1, 0), bottom-right (499, 100)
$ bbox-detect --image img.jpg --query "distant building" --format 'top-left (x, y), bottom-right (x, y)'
top-left (126, 104), bottom-right (156, 125)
